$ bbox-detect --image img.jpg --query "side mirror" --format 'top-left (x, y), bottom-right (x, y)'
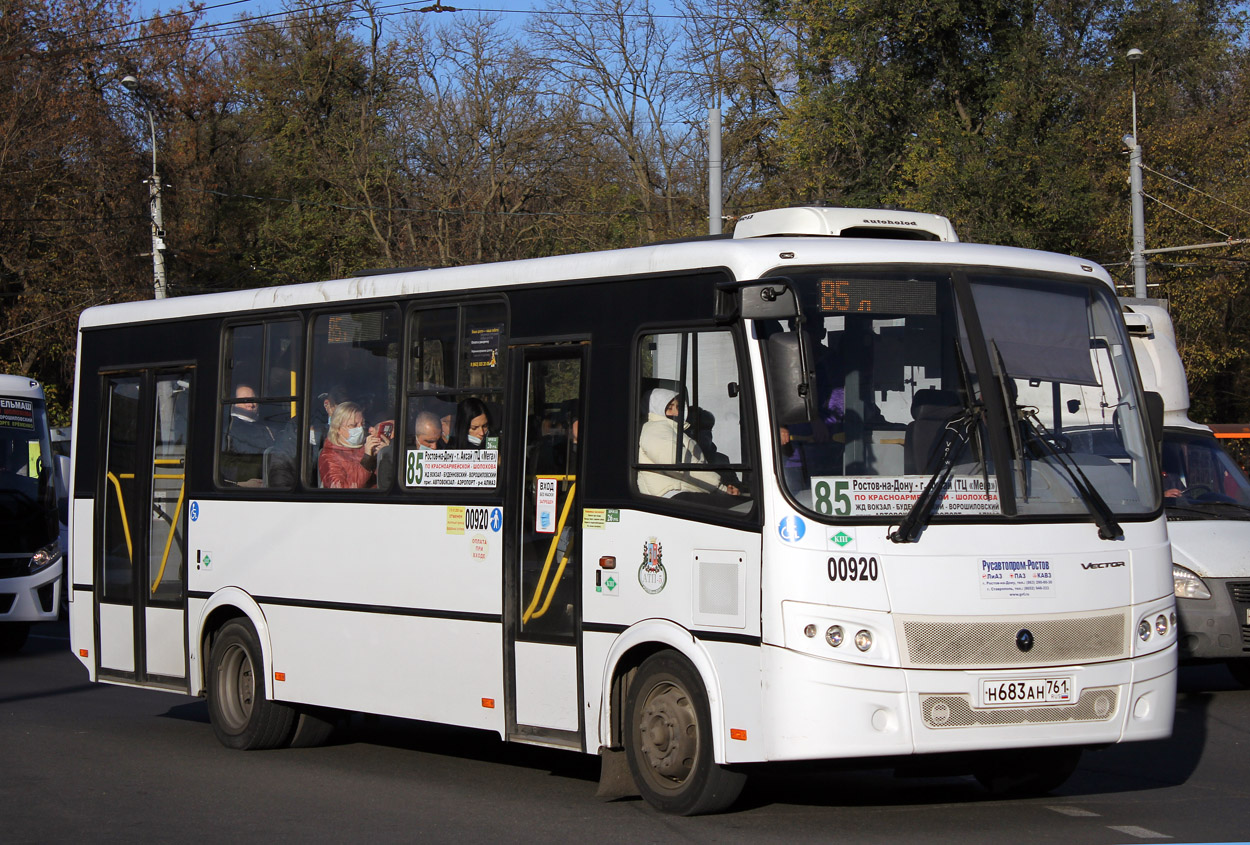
top-left (1144, 391), bottom-right (1164, 453)
top-left (766, 333), bottom-right (812, 425)
top-left (740, 283), bottom-right (798, 320)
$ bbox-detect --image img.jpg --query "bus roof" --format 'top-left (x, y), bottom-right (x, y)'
top-left (79, 230), bottom-right (1114, 329)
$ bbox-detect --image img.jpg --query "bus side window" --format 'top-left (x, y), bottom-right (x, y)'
top-left (633, 329), bottom-right (752, 509)
top-left (217, 320), bottom-right (301, 489)
top-left (402, 301), bottom-right (506, 491)
top-left (307, 309), bottom-right (400, 491)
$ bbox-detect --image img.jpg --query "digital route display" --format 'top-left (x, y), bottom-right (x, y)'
top-left (818, 277), bottom-right (936, 315)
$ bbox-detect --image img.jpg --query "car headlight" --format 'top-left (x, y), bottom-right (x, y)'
top-left (29, 541), bottom-right (62, 575)
top-left (1173, 564), bottom-right (1211, 600)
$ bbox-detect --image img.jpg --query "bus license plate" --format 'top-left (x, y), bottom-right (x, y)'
top-left (978, 677), bottom-right (1073, 708)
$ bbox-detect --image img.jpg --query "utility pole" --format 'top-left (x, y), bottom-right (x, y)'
top-left (122, 75), bottom-right (167, 300)
top-left (709, 107), bottom-right (722, 235)
top-left (1125, 48), bottom-right (1147, 299)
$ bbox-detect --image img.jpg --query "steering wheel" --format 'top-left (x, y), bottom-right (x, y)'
top-left (1179, 484), bottom-right (1214, 499)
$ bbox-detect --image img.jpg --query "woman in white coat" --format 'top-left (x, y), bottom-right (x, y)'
top-left (637, 388), bottom-right (741, 499)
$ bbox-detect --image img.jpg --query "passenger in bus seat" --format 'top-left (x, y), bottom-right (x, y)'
top-left (638, 388), bottom-right (741, 501)
top-left (318, 401), bottom-right (390, 489)
top-left (452, 397), bottom-right (493, 449)
top-left (222, 384), bottom-right (276, 485)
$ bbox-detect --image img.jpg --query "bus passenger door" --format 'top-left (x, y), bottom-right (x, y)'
top-left (96, 369), bottom-right (192, 689)
top-left (505, 345), bottom-right (586, 747)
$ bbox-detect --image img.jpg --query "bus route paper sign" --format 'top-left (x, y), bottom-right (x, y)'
top-left (406, 449), bottom-right (498, 488)
top-left (0, 398), bottom-right (34, 430)
top-left (535, 476), bottom-right (558, 534)
top-left (810, 475), bottom-right (1000, 517)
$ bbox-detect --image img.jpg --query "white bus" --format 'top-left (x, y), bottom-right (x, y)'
top-left (68, 206), bottom-right (1175, 814)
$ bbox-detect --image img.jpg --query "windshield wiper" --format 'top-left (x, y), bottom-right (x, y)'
top-left (1019, 409), bottom-right (1123, 540)
top-left (889, 405), bottom-right (984, 544)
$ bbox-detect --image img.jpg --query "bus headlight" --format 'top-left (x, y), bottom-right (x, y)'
top-left (825, 625), bottom-right (844, 647)
top-left (1155, 614), bottom-right (1169, 636)
top-left (1137, 619), bottom-right (1152, 642)
top-left (854, 630), bottom-right (873, 652)
top-left (29, 541), bottom-right (62, 575)
top-left (1173, 564), bottom-right (1211, 600)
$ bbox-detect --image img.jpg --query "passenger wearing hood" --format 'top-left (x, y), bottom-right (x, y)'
top-left (637, 388), bottom-right (741, 499)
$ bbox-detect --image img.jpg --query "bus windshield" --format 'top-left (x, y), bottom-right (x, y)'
top-left (0, 394), bottom-right (58, 549)
top-left (758, 267), bottom-right (1159, 523)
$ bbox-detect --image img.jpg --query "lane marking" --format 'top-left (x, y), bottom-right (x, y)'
top-left (1047, 806), bottom-right (1101, 818)
top-left (1107, 825), bottom-right (1171, 839)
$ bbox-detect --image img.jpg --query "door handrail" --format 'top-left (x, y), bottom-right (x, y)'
top-left (105, 471), bottom-right (134, 564)
top-left (522, 477), bottom-right (576, 624)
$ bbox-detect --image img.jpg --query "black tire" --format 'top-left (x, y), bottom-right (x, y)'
top-left (288, 706), bottom-right (342, 749)
top-left (1227, 659), bottom-right (1250, 688)
top-left (0, 622), bottom-right (30, 654)
top-left (623, 651), bottom-right (747, 815)
top-left (207, 620), bottom-right (295, 750)
top-left (973, 746), bottom-right (1082, 797)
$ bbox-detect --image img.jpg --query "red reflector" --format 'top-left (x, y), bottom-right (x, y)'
top-left (274, 672), bottom-right (286, 682)
top-left (482, 698), bottom-right (495, 709)
top-left (730, 728), bottom-right (747, 741)
top-left (79, 649), bottom-right (88, 658)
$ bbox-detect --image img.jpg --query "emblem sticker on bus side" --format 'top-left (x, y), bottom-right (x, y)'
top-left (639, 537), bottom-right (667, 594)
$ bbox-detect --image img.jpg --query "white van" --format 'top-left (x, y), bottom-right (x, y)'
top-left (0, 375), bottom-right (64, 652)
top-left (1124, 301), bottom-right (1250, 686)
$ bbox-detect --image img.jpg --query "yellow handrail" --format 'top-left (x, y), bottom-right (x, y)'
top-left (521, 478), bottom-right (576, 624)
top-left (105, 471), bottom-right (134, 564)
top-left (151, 477), bottom-right (186, 595)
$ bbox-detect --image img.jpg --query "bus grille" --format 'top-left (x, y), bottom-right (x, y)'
top-left (920, 687), bottom-right (1119, 729)
top-left (899, 612), bottom-right (1127, 668)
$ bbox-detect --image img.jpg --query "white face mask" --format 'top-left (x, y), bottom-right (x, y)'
top-left (346, 426), bottom-right (365, 447)
top-left (466, 434), bottom-right (482, 446)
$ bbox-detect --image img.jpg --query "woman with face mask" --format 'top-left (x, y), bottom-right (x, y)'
top-left (452, 397), bottom-right (493, 449)
top-left (318, 401), bottom-right (390, 488)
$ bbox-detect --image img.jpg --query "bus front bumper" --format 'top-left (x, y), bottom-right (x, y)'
top-left (0, 558), bottom-right (63, 624)
top-left (759, 643), bottom-right (1176, 762)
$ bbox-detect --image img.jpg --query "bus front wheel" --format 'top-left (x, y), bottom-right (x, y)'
top-left (208, 620), bottom-right (295, 750)
top-left (623, 651), bottom-right (746, 815)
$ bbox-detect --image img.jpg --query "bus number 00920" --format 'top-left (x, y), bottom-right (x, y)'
top-left (828, 556), bottom-right (878, 582)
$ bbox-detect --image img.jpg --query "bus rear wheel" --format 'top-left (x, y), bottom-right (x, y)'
top-left (623, 651), bottom-right (746, 815)
top-left (208, 620), bottom-right (295, 750)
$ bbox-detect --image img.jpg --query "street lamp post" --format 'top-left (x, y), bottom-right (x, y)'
top-left (1124, 48), bottom-right (1148, 299)
top-left (121, 75), bottom-right (167, 300)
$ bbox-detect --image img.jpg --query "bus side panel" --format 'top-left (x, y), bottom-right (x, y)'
top-left (188, 499), bottom-right (505, 730)
top-left (580, 509), bottom-right (764, 763)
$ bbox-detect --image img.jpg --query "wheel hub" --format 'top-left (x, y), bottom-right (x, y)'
top-left (639, 682), bottom-right (697, 784)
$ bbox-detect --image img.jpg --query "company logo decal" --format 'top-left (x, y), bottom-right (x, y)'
top-left (832, 531), bottom-right (853, 547)
top-left (1081, 560), bottom-right (1125, 570)
top-left (778, 515), bottom-right (806, 543)
top-left (638, 537), bottom-right (667, 595)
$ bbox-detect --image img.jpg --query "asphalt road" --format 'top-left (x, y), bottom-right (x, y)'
top-left (4, 620), bottom-right (1249, 843)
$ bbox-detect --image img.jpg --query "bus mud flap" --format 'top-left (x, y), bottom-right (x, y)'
top-left (596, 748), bottom-right (640, 800)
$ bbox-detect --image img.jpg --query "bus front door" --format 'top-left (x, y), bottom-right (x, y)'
top-left (96, 370), bottom-right (191, 689)
top-left (506, 345), bottom-right (586, 747)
